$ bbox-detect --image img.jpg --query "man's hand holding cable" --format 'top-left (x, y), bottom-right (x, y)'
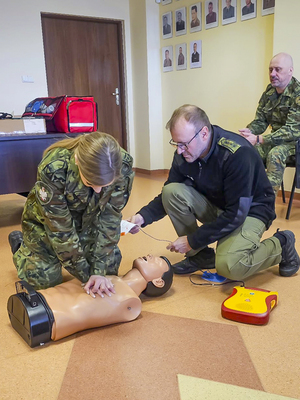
top-left (127, 214), bottom-right (145, 234)
top-left (166, 236), bottom-right (192, 254)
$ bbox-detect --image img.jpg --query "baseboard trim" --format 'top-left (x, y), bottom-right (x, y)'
top-left (278, 189), bottom-right (300, 202)
top-left (132, 175), bottom-right (300, 201)
top-left (133, 168), bottom-right (169, 176)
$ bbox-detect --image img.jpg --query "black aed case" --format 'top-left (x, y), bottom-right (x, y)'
top-left (7, 281), bottom-right (54, 348)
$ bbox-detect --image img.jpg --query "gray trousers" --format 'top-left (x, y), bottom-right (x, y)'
top-left (162, 183), bottom-right (282, 280)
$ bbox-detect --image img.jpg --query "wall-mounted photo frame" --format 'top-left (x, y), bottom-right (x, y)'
top-left (162, 11), bottom-right (173, 39)
top-left (262, 0), bottom-right (275, 16)
top-left (222, 0), bottom-right (237, 25)
top-left (190, 2), bottom-right (202, 33)
top-left (241, 0), bottom-right (257, 21)
top-left (175, 7), bottom-right (187, 36)
top-left (205, 0), bottom-right (218, 30)
top-left (162, 0), bottom-right (172, 5)
top-left (162, 46), bottom-right (173, 72)
top-left (176, 43), bottom-right (187, 71)
top-left (190, 40), bottom-right (202, 69)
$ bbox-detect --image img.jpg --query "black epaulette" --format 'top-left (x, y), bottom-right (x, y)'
top-left (218, 137), bottom-right (241, 153)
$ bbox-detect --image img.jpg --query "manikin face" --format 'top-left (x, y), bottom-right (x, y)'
top-left (171, 116), bottom-right (210, 163)
top-left (133, 255), bottom-right (169, 281)
top-left (191, 9), bottom-right (197, 21)
top-left (269, 54), bottom-right (293, 93)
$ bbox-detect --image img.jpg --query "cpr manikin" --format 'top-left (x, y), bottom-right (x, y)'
top-left (7, 255), bottom-right (173, 347)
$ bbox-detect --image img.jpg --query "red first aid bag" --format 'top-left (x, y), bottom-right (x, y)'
top-left (22, 95), bottom-right (98, 133)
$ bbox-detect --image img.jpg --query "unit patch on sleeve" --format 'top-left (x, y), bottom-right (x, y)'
top-left (35, 181), bottom-right (53, 205)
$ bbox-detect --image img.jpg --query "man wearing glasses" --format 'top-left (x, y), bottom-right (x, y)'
top-left (128, 105), bottom-right (299, 280)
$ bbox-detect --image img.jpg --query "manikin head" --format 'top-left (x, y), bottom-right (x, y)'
top-left (132, 255), bottom-right (173, 297)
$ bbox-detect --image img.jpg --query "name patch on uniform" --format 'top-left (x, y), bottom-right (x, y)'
top-left (218, 137), bottom-right (241, 153)
top-left (35, 181), bottom-right (53, 205)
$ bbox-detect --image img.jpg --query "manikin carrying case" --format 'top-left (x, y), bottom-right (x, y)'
top-left (22, 95), bottom-right (98, 133)
top-left (7, 281), bottom-right (54, 347)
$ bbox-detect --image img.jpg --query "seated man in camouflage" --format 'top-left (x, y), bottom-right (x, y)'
top-left (239, 52), bottom-right (300, 196)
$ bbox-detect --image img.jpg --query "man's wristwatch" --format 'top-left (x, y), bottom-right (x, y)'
top-left (256, 135), bottom-right (260, 144)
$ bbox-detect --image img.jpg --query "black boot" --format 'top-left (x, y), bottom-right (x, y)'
top-left (8, 231), bottom-right (23, 254)
top-left (273, 229), bottom-right (300, 277)
top-left (172, 247), bottom-right (215, 275)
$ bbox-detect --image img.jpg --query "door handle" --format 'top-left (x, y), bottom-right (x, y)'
top-left (112, 88), bottom-right (120, 106)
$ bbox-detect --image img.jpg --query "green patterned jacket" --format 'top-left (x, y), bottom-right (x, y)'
top-left (247, 76), bottom-right (300, 146)
top-left (14, 147), bottom-right (134, 288)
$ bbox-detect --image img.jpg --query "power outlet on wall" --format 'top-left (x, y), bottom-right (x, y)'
top-left (21, 75), bottom-right (34, 83)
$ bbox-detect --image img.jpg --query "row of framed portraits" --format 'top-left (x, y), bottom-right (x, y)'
top-left (162, 41), bottom-right (202, 72)
top-left (162, 0), bottom-right (275, 37)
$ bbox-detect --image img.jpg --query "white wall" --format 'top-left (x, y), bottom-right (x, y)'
top-left (0, 0), bottom-right (136, 159)
top-left (129, 0), bottom-right (163, 171)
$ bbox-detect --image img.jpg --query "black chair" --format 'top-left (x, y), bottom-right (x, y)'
top-left (280, 140), bottom-right (300, 220)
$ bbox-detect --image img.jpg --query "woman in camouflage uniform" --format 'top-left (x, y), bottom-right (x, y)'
top-left (10, 132), bottom-right (134, 295)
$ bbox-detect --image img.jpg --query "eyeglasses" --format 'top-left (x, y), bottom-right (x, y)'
top-left (169, 127), bottom-right (204, 151)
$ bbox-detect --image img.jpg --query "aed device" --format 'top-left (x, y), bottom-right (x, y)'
top-left (221, 286), bottom-right (278, 325)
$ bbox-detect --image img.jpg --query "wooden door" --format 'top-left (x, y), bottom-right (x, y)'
top-left (41, 14), bottom-right (127, 148)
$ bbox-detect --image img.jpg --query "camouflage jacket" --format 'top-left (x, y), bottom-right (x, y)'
top-left (247, 77), bottom-right (300, 146)
top-left (18, 147), bottom-right (134, 283)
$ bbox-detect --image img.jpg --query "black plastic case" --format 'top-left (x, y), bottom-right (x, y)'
top-left (7, 281), bottom-right (54, 348)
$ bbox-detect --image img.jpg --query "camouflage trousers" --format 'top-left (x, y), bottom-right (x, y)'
top-left (255, 142), bottom-right (295, 196)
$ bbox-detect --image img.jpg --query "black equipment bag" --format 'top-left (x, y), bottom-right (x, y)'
top-left (7, 281), bottom-right (54, 348)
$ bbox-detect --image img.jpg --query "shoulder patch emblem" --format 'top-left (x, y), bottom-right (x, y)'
top-left (35, 181), bottom-right (53, 205)
top-left (218, 137), bottom-right (241, 153)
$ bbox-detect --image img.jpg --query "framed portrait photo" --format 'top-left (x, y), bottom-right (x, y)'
top-left (205, 0), bottom-right (218, 30)
top-left (222, 0), bottom-right (237, 25)
top-left (190, 2), bottom-right (202, 33)
top-left (162, 12), bottom-right (173, 39)
top-left (176, 43), bottom-right (187, 71)
top-left (175, 7), bottom-right (187, 36)
top-left (162, 46), bottom-right (173, 72)
top-left (190, 40), bottom-right (202, 69)
top-left (162, 0), bottom-right (172, 5)
top-left (241, 0), bottom-right (257, 21)
top-left (262, 0), bottom-right (275, 16)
